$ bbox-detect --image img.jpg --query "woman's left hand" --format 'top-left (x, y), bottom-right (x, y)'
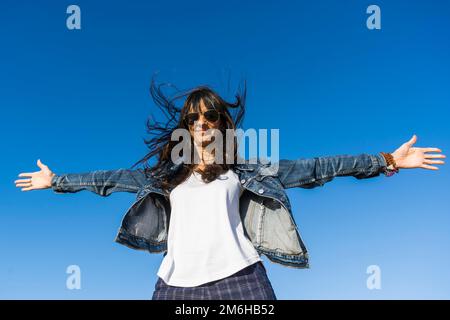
top-left (391, 134), bottom-right (446, 170)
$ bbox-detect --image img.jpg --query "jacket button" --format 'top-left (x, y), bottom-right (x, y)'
top-left (240, 179), bottom-right (246, 184)
top-left (258, 188), bottom-right (264, 194)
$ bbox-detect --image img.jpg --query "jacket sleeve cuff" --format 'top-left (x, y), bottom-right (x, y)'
top-left (51, 174), bottom-right (65, 193)
top-left (372, 153), bottom-right (387, 171)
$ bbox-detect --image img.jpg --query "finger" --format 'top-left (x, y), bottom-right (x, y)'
top-left (421, 147), bottom-right (442, 153)
top-left (16, 182), bottom-right (32, 187)
top-left (424, 154), bottom-right (446, 159)
top-left (17, 184), bottom-right (32, 188)
top-left (15, 179), bottom-right (32, 183)
top-left (15, 178), bottom-right (32, 183)
top-left (406, 134), bottom-right (417, 146)
top-left (420, 164), bottom-right (439, 170)
top-left (37, 159), bottom-right (47, 170)
top-left (18, 173), bottom-right (34, 177)
top-left (423, 159), bottom-right (445, 165)
top-left (21, 186), bottom-right (34, 191)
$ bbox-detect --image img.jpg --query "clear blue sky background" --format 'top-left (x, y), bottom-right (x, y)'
top-left (1, 0), bottom-right (449, 299)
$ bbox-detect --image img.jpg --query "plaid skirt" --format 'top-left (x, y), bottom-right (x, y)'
top-left (151, 261), bottom-right (277, 300)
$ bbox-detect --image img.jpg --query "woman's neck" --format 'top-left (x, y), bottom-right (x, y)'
top-left (193, 145), bottom-right (216, 171)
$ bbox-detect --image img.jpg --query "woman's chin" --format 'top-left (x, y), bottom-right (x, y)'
top-left (193, 136), bottom-right (214, 147)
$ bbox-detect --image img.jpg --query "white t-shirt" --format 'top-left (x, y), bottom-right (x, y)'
top-left (156, 168), bottom-right (262, 287)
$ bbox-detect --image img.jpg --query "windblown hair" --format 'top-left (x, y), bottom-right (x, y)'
top-left (130, 75), bottom-right (246, 191)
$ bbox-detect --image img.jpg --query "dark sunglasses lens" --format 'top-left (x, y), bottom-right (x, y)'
top-left (186, 113), bottom-right (199, 125)
top-left (204, 110), bottom-right (219, 122)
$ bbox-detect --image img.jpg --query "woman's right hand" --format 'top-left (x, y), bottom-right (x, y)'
top-left (15, 159), bottom-right (56, 191)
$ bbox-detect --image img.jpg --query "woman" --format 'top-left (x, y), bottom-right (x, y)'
top-left (14, 78), bottom-right (445, 300)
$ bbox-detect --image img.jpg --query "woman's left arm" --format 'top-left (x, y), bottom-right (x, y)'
top-left (276, 134), bottom-right (445, 189)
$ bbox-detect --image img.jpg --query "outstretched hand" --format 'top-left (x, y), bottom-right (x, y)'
top-left (15, 159), bottom-right (56, 191)
top-left (391, 135), bottom-right (445, 170)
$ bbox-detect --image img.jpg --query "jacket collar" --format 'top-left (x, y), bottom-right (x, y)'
top-left (166, 157), bottom-right (257, 172)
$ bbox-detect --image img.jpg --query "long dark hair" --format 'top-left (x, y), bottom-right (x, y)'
top-left (130, 75), bottom-right (246, 191)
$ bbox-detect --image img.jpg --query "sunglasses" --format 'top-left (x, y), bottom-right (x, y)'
top-left (184, 110), bottom-right (220, 126)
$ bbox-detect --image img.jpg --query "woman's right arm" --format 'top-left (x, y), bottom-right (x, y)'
top-left (15, 159), bottom-right (149, 196)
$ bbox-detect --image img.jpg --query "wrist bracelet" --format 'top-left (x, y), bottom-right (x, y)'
top-left (380, 152), bottom-right (399, 177)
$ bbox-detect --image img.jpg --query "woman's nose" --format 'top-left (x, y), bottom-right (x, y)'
top-left (193, 117), bottom-right (208, 130)
top-left (198, 115), bottom-right (209, 126)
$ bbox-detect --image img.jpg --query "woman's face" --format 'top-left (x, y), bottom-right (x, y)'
top-left (187, 99), bottom-right (222, 148)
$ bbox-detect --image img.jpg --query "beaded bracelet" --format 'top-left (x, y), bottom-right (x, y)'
top-left (380, 152), bottom-right (400, 177)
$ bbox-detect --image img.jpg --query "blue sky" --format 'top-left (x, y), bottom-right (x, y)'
top-left (1, 0), bottom-right (449, 299)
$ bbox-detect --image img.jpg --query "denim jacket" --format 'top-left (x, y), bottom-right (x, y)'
top-left (51, 153), bottom-right (387, 269)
